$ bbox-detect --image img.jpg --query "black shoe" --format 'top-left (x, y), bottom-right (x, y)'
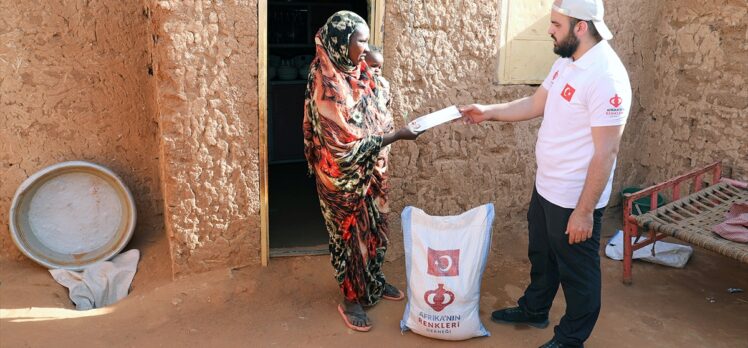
top-left (539, 338), bottom-right (583, 348)
top-left (491, 306), bottom-right (549, 329)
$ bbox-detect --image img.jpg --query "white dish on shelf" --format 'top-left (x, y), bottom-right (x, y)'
top-left (293, 54), bottom-right (313, 68)
top-left (277, 66), bottom-right (298, 80)
top-left (298, 66), bottom-right (310, 78)
top-left (269, 55), bottom-right (281, 67)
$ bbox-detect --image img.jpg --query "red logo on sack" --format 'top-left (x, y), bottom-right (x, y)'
top-left (561, 83), bottom-right (575, 102)
top-left (609, 94), bottom-right (623, 108)
top-left (427, 248), bottom-right (459, 277)
top-left (424, 284), bottom-right (455, 312)
top-left (552, 71), bottom-right (559, 80)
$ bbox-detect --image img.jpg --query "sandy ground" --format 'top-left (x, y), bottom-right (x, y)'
top-left (2, 210), bottom-right (748, 348)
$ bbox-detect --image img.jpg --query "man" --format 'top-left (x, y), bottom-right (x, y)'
top-left (460, 0), bottom-right (631, 347)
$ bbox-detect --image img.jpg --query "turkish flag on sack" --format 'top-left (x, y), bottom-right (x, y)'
top-left (427, 248), bottom-right (460, 277)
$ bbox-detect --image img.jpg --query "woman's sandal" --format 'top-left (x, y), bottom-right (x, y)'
top-left (337, 304), bottom-right (372, 332)
top-left (382, 283), bottom-right (405, 301)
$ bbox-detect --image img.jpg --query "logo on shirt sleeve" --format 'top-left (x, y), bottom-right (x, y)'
top-left (606, 93), bottom-right (625, 116)
top-left (561, 83), bottom-right (576, 102)
top-left (609, 94), bottom-right (622, 108)
top-left (552, 71), bottom-right (559, 80)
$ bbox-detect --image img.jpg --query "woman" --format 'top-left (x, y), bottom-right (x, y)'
top-left (303, 11), bottom-right (421, 332)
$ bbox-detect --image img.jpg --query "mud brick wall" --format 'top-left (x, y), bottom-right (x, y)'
top-left (150, 0), bottom-right (261, 276)
top-left (0, 0), bottom-right (163, 262)
top-left (636, 0), bottom-right (748, 186)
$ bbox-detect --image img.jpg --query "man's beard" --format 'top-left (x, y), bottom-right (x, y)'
top-left (553, 30), bottom-right (580, 58)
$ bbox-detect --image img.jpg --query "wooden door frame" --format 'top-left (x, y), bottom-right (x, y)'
top-left (259, 0), bottom-right (386, 266)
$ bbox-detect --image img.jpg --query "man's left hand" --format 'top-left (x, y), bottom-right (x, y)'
top-left (566, 209), bottom-right (593, 244)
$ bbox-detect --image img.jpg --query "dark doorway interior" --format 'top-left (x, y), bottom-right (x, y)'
top-left (267, 1), bottom-right (369, 255)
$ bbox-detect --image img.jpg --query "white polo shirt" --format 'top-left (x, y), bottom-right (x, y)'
top-left (536, 40), bottom-right (631, 209)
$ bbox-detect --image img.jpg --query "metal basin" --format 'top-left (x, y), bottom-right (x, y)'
top-left (9, 161), bottom-right (136, 270)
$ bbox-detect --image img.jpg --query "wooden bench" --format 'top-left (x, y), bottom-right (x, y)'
top-left (621, 161), bottom-right (748, 284)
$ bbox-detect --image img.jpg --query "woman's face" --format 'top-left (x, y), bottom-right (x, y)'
top-left (348, 24), bottom-right (370, 63)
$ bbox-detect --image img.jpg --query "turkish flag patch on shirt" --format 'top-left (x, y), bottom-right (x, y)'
top-left (427, 248), bottom-right (459, 277)
top-left (561, 83), bottom-right (576, 102)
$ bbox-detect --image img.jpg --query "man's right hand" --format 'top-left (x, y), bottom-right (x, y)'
top-left (458, 104), bottom-right (490, 124)
top-left (458, 87), bottom-right (547, 124)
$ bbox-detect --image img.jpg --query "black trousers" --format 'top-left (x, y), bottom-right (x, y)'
top-left (518, 187), bottom-right (605, 347)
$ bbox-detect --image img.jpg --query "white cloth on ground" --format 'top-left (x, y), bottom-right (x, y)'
top-left (605, 230), bottom-right (692, 268)
top-left (49, 249), bottom-right (140, 310)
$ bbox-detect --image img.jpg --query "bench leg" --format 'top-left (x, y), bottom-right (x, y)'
top-left (623, 224), bottom-right (634, 285)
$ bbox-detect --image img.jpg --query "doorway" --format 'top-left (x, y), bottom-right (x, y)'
top-left (262, 0), bottom-right (375, 259)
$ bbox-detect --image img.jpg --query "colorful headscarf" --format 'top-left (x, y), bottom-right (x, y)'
top-left (318, 11), bottom-right (368, 73)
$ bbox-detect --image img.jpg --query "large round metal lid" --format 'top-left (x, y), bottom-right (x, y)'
top-left (9, 161), bottom-right (137, 270)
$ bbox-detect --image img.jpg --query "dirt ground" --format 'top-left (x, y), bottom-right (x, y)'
top-left (2, 209), bottom-right (747, 348)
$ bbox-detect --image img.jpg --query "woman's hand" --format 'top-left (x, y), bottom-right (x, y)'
top-left (398, 126), bottom-right (422, 141)
top-left (458, 104), bottom-right (490, 124)
top-left (382, 126), bottom-right (423, 146)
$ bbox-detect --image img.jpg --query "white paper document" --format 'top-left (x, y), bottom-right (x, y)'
top-left (408, 105), bottom-right (461, 132)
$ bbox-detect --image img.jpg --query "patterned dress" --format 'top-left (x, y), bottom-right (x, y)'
top-left (302, 11), bottom-right (394, 306)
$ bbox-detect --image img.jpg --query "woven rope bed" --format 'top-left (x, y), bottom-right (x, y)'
top-left (621, 162), bottom-right (747, 284)
top-left (633, 182), bottom-right (748, 263)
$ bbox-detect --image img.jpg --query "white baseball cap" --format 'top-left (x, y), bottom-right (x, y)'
top-left (552, 0), bottom-right (613, 40)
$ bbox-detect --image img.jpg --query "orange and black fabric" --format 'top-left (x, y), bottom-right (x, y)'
top-left (303, 11), bottom-right (393, 306)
